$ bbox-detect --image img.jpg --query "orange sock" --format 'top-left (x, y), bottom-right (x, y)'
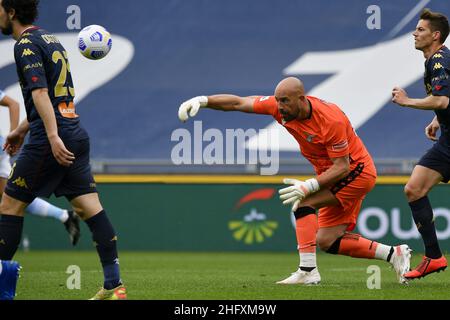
top-left (296, 214), bottom-right (318, 254)
top-left (337, 233), bottom-right (378, 259)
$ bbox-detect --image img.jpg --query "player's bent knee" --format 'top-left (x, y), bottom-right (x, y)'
top-left (0, 194), bottom-right (27, 216)
top-left (404, 183), bottom-right (427, 201)
top-left (70, 193), bottom-right (103, 219)
top-left (72, 207), bottom-right (86, 220)
top-left (316, 235), bottom-right (336, 252)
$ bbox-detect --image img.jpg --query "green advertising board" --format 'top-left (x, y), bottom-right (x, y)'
top-left (20, 180), bottom-right (450, 254)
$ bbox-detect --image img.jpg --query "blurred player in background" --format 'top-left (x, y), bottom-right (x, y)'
top-left (1, 89), bottom-right (81, 246)
top-left (392, 9), bottom-right (449, 279)
top-left (179, 77), bottom-right (412, 284)
top-left (0, 0), bottom-right (126, 299)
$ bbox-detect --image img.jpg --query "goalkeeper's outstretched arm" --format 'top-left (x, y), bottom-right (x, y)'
top-left (206, 95), bottom-right (257, 113)
top-left (178, 95), bottom-right (258, 122)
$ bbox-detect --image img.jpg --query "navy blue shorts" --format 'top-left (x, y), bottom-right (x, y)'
top-left (417, 144), bottom-right (450, 183)
top-left (5, 139), bottom-right (97, 203)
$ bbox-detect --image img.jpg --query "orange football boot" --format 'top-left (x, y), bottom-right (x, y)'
top-left (404, 255), bottom-right (447, 280)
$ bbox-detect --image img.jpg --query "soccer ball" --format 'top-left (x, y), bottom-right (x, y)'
top-left (78, 25), bottom-right (112, 60)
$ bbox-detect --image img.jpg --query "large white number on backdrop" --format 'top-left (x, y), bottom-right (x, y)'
top-left (247, 34), bottom-right (450, 151)
top-left (0, 33), bottom-right (134, 134)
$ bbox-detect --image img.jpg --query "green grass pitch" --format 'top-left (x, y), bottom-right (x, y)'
top-left (12, 251), bottom-right (450, 300)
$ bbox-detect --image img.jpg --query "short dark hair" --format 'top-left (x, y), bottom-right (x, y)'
top-left (1, 0), bottom-right (40, 25)
top-left (420, 8), bottom-right (450, 44)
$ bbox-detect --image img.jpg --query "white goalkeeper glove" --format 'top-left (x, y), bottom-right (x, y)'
top-left (178, 96), bottom-right (208, 122)
top-left (279, 178), bottom-right (320, 211)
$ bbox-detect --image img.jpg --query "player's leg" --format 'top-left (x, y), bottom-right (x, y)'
top-left (405, 165), bottom-right (443, 258)
top-left (277, 189), bottom-right (339, 285)
top-left (69, 193), bottom-right (125, 300)
top-left (0, 151), bottom-right (80, 245)
top-left (318, 224), bottom-right (394, 260)
top-left (1, 143), bottom-right (69, 299)
top-left (0, 178), bottom-right (7, 197)
top-left (0, 193), bottom-right (28, 260)
top-left (0, 178), bottom-right (26, 260)
top-left (404, 164), bottom-right (448, 279)
top-left (26, 197), bottom-right (68, 222)
top-left (55, 138), bottom-right (125, 299)
top-left (54, 138), bottom-right (124, 299)
top-left (317, 223), bottom-right (411, 283)
top-left (316, 171), bottom-right (412, 284)
top-left (0, 151), bottom-right (11, 193)
top-left (25, 198), bottom-right (81, 246)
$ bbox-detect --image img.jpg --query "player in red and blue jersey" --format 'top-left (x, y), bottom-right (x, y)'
top-left (392, 8), bottom-right (450, 279)
top-left (0, 0), bottom-right (126, 299)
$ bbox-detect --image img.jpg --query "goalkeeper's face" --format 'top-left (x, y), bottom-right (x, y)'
top-left (275, 77), bottom-right (306, 122)
top-left (274, 92), bottom-right (302, 122)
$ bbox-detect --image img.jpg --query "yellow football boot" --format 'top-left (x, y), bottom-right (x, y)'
top-left (89, 285), bottom-right (127, 300)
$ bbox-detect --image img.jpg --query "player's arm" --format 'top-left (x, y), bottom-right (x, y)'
top-left (392, 88), bottom-right (449, 110)
top-left (316, 155), bottom-right (351, 187)
top-left (393, 55), bottom-right (450, 110)
top-left (0, 94), bottom-right (20, 131)
top-left (279, 156), bottom-right (350, 211)
top-left (178, 95), bottom-right (258, 122)
top-left (207, 95), bottom-right (256, 112)
top-left (279, 120), bottom-right (352, 210)
top-left (32, 88), bottom-right (75, 167)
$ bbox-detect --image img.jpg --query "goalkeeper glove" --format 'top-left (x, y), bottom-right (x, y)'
top-left (178, 96), bottom-right (208, 122)
top-left (279, 178), bottom-right (320, 211)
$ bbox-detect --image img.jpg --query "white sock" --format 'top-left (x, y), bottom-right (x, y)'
top-left (26, 198), bottom-right (69, 223)
top-left (299, 252), bottom-right (317, 270)
top-left (375, 243), bottom-right (393, 262)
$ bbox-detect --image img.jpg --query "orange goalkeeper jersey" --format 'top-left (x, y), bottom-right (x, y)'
top-left (253, 95), bottom-right (376, 176)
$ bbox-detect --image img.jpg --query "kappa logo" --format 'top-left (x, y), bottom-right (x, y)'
top-left (433, 53), bottom-right (443, 59)
top-left (229, 189), bottom-right (278, 245)
top-left (12, 177), bottom-right (28, 189)
top-left (22, 48), bottom-right (35, 57)
top-left (433, 63), bottom-right (443, 70)
top-left (18, 38), bottom-right (32, 45)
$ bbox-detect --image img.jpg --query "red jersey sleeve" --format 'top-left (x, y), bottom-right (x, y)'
top-left (324, 120), bottom-right (350, 158)
top-left (253, 96), bottom-right (278, 117)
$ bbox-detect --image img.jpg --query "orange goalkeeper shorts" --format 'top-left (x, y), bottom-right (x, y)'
top-left (318, 162), bottom-right (377, 231)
